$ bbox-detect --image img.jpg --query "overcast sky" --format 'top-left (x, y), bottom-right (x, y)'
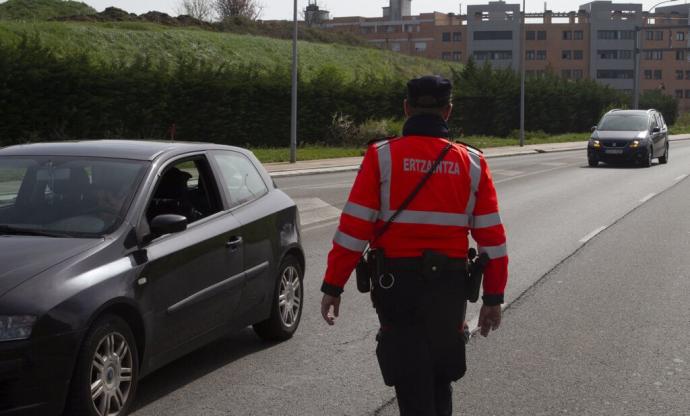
top-left (40, 1), bottom-right (690, 20)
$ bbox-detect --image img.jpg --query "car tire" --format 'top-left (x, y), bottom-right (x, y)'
top-left (659, 142), bottom-right (669, 164)
top-left (65, 315), bottom-right (139, 416)
top-left (643, 146), bottom-right (653, 168)
top-left (588, 157), bottom-right (598, 167)
top-left (253, 256), bottom-right (304, 342)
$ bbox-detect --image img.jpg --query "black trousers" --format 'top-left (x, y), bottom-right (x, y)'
top-left (373, 256), bottom-right (468, 416)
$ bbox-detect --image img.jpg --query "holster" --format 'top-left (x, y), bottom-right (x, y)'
top-left (467, 252), bottom-right (489, 303)
top-left (356, 249), bottom-right (385, 293)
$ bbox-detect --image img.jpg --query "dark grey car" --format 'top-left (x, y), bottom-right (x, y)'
top-left (588, 109), bottom-right (670, 167)
top-left (0, 140), bottom-right (304, 416)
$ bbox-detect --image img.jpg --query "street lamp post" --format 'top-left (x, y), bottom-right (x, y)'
top-left (633, 0), bottom-right (683, 109)
top-left (290, 0), bottom-right (298, 163)
top-left (519, 0), bottom-right (526, 147)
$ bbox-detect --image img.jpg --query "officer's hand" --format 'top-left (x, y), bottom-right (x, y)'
top-left (321, 294), bottom-right (341, 326)
top-left (478, 305), bottom-right (502, 337)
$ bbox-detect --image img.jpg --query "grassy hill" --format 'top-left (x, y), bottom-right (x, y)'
top-left (0, 20), bottom-right (460, 80)
top-left (0, 0), bottom-right (96, 20)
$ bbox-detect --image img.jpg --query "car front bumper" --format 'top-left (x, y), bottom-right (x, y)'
top-left (0, 330), bottom-right (83, 416)
top-left (588, 144), bottom-right (649, 164)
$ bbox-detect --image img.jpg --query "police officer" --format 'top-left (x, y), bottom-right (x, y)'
top-left (320, 75), bottom-right (508, 415)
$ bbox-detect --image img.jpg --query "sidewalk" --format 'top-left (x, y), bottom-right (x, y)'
top-left (265, 134), bottom-right (690, 178)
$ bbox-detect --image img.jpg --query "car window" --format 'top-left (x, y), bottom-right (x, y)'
top-left (650, 115), bottom-right (659, 130)
top-left (0, 162), bottom-right (28, 209)
top-left (212, 152), bottom-right (268, 208)
top-left (598, 114), bottom-right (649, 131)
top-left (0, 157), bottom-right (148, 236)
top-left (146, 157), bottom-right (221, 225)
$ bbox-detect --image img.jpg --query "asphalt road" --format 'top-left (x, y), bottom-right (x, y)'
top-left (130, 140), bottom-right (690, 416)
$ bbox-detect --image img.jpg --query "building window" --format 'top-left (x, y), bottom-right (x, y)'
top-left (620, 30), bottom-right (635, 40)
top-left (563, 31), bottom-right (573, 40)
top-left (574, 50), bottom-right (584, 60)
top-left (474, 50), bottom-right (512, 60)
top-left (442, 32), bottom-right (451, 42)
top-left (685, 90), bottom-right (690, 99)
top-left (685, 70), bottom-right (690, 80)
top-left (574, 30), bottom-right (584, 40)
top-left (676, 50), bottom-right (685, 60)
top-left (654, 70), bottom-right (662, 80)
top-left (390, 42), bottom-right (401, 52)
top-left (537, 31), bottom-right (547, 40)
top-left (573, 69), bottom-right (583, 80)
top-left (677, 32), bottom-right (686, 41)
top-left (597, 69), bottom-right (633, 79)
top-left (675, 89), bottom-right (684, 99)
top-left (561, 69), bottom-right (572, 79)
top-left (643, 70), bottom-right (653, 80)
top-left (536, 50), bottom-right (547, 60)
top-left (475, 31), bottom-right (513, 41)
top-left (526, 50), bottom-right (535, 60)
top-left (598, 30), bottom-right (618, 40)
top-left (441, 52), bottom-right (452, 60)
top-left (677, 70), bottom-right (684, 80)
top-left (562, 50), bottom-right (572, 60)
top-left (415, 42), bottom-right (427, 52)
top-left (526, 30), bottom-right (535, 40)
top-left (643, 50), bottom-right (663, 60)
top-left (453, 32), bottom-right (462, 42)
top-left (645, 30), bottom-right (654, 41)
top-left (599, 50), bottom-right (618, 59)
top-left (655, 31), bottom-right (664, 40)
top-left (619, 50), bottom-right (632, 59)
top-left (452, 51), bottom-right (462, 61)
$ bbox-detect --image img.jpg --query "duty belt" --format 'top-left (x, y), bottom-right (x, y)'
top-left (385, 256), bottom-right (467, 273)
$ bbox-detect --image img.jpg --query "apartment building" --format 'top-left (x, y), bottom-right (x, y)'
top-left (319, 0), bottom-right (690, 110)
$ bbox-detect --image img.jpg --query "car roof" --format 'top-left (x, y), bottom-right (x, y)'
top-left (0, 140), bottom-right (248, 161)
top-left (606, 109), bottom-right (656, 117)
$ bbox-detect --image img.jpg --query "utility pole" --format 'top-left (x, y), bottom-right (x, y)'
top-left (519, 0), bottom-right (526, 147)
top-left (290, 0), bottom-right (298, 163)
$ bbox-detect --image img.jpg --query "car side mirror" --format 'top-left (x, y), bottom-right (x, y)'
top-left (652, 127), bottom-right (660, 133)
top-left (150, 214), bottom-right (188, 236)
top-left (591, 126), bottom-right (597, 132)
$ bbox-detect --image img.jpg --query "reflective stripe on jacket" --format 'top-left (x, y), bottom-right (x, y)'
top-left (323, 135), bottom-right (508, 298)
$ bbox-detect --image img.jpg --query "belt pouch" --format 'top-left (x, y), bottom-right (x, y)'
top-left (356, 257), bottom-right (371, 293)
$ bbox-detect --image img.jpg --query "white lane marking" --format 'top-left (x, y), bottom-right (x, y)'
top-left (540, 162), bottom-right (568, 167)
top-left (280, 181), bottom-right (353, 191)
top-left (579, 226), bottom-right (607, 243)
top-left (675, 174), bottom-right (688, 181)
top-left (640, 193), bottom-right (656, 203)
top-left (295, 198), bottom-right (342, 227)
top-left (492, 169), bottom-right (524, 177)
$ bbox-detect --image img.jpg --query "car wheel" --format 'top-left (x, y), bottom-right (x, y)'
top-left (643, 146), bottom-right (653, 168)
top-left (659, 142), bottom-right (669, 164)
top-left (253, 256), bottom-right (304, 341)
top-left (66, 315), bottom-right (139, 416)
top-left (588, 157), bottom-right (598, 167)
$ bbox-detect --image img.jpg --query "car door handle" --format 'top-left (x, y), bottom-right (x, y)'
top-left (226, 236), bottom-right (243, 250)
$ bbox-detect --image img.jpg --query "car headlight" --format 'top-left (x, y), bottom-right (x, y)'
top-left (630, 140), bottom-right (640, 148)
top-left (591, 139), bottom-right (601, 148)
top-left (0, 316), bottom-right (37, 341)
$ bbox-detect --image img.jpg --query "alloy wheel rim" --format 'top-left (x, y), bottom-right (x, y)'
top-left (90, 332), bottom-right (133, 416)
top-left (278, 265), bottom-right (302, 328)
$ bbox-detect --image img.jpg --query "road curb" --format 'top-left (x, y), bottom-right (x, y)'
top-left (268, 137), bottom-right (690, 178)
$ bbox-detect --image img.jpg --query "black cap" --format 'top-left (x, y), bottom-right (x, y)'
top-left (407, 75), bottom-right (453, 108)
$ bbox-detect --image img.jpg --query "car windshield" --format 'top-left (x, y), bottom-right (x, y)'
top-left (598, 114), bottom-right (649, 131)
top-left (0, 156), bottom-right (149, 237)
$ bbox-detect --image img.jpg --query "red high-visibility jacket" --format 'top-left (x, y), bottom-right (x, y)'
top-left (321, 135), bottom-right (508, 304)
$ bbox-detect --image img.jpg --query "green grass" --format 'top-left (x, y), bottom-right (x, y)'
top-left (0, 0), bottom-right (95, 20)
top-left (669, 112), bottom-right (690, 135)
top-left (251, 133), bottom-right (591, 163)
top-left (0, 21), bottom-right (461, 81)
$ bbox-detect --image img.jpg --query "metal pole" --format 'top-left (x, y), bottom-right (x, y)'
top-left (290, 0), bottom-right (298, 163)
top-left (633, 25), bottom-right (640, 109)
top-left (519, 0), bottom-right (526, 147)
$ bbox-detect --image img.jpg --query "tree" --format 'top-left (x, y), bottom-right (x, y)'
top-left (214, 0), bottom-right (262, 20)
top-left (177, 0), bottom-right (215, 21)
